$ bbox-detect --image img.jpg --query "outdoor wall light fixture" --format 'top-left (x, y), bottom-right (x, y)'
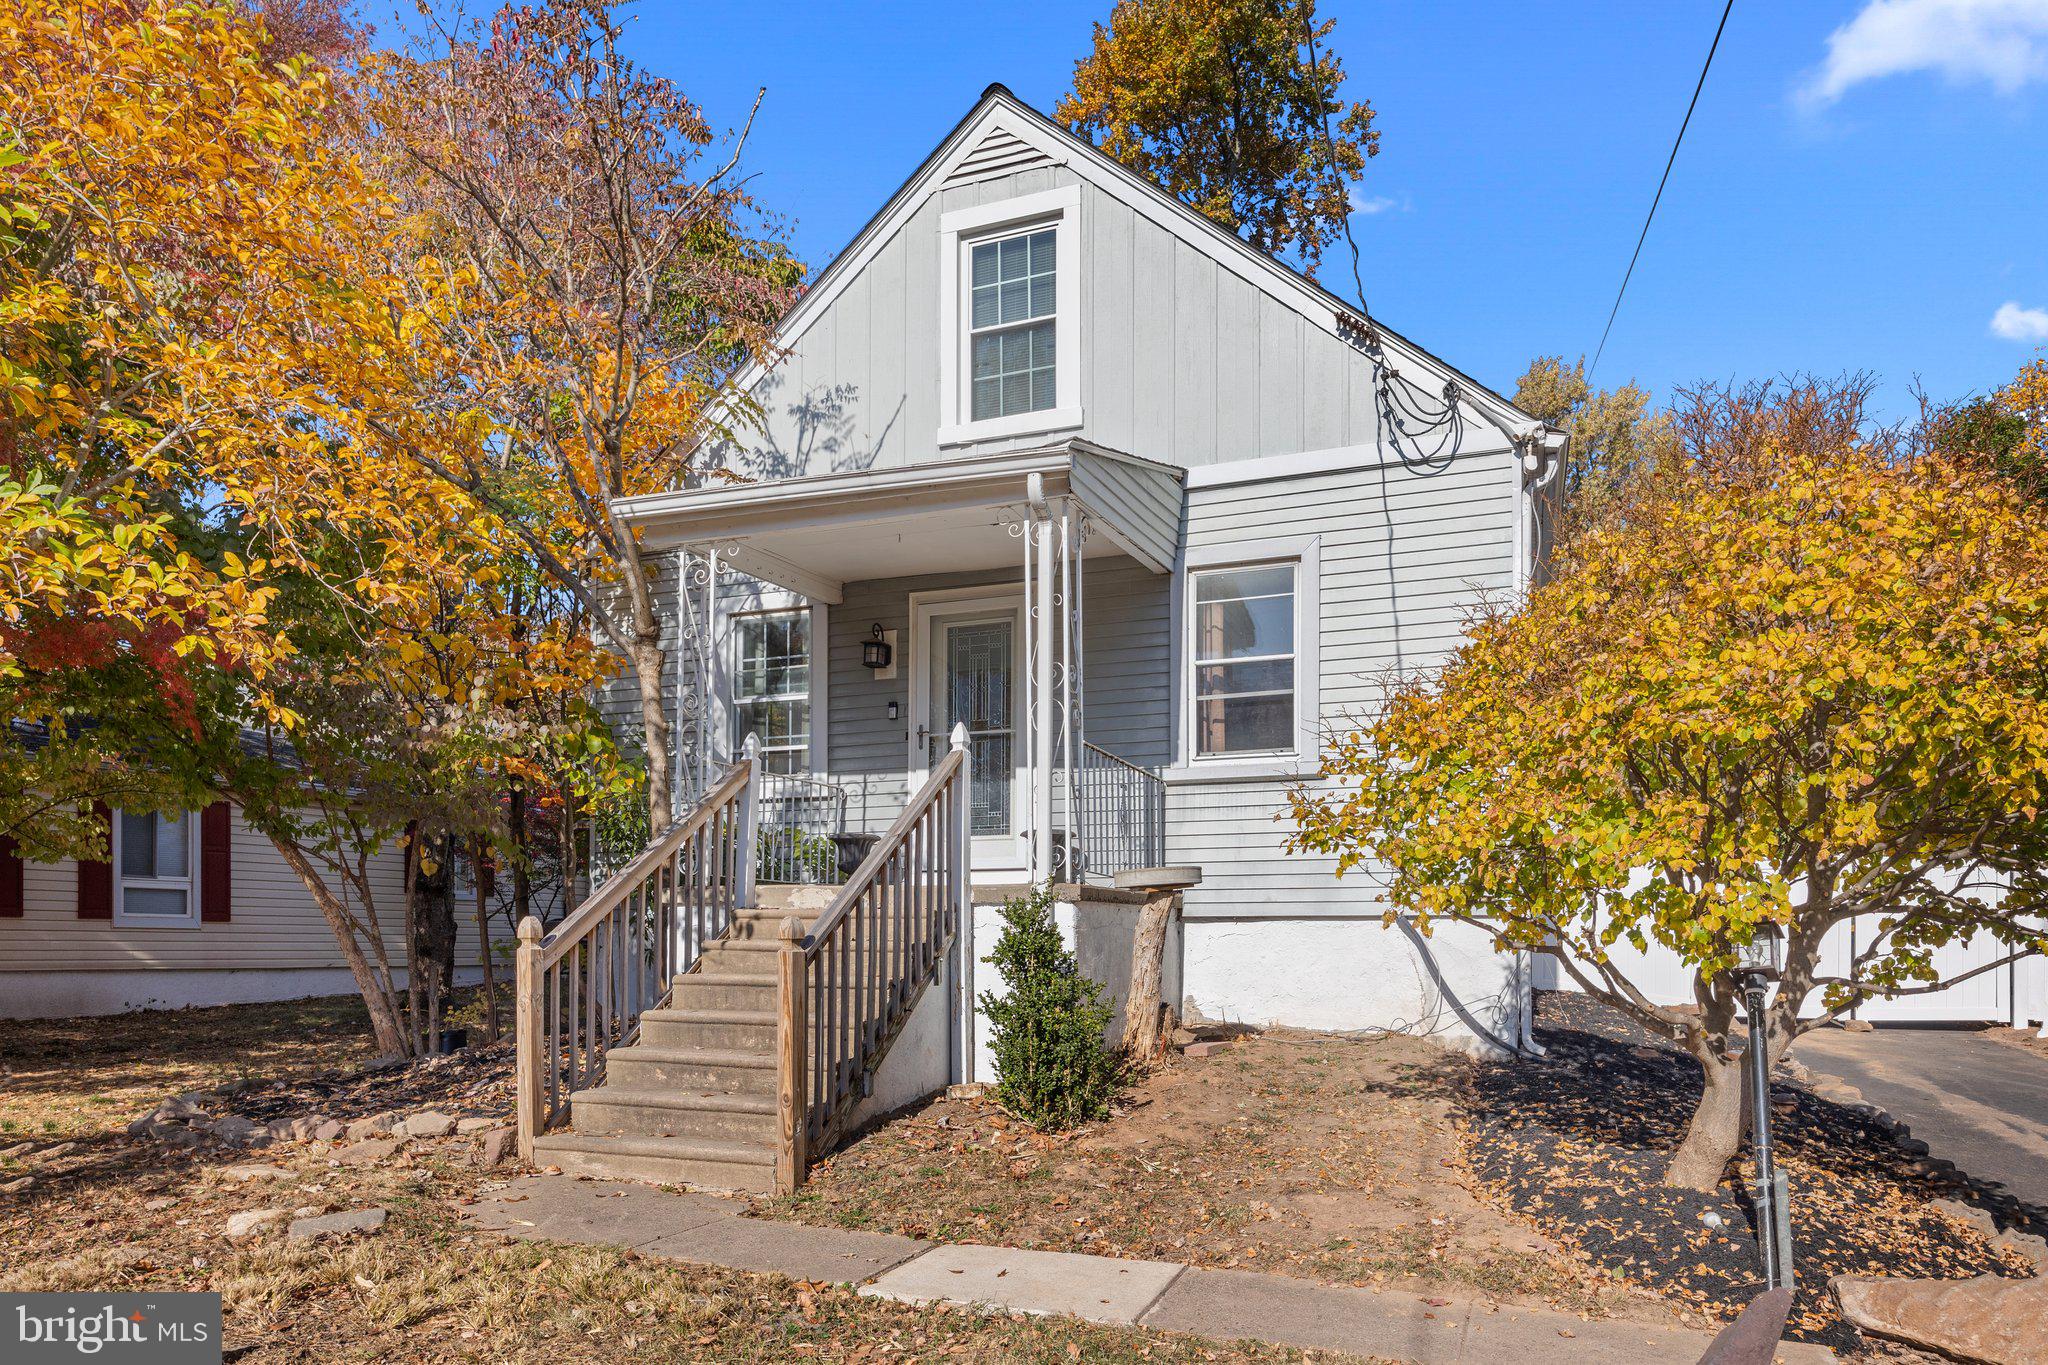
top-left (861, 624), bottom-right (894, 671)
top-left (1731, 920), bottom-right (1794, 1293)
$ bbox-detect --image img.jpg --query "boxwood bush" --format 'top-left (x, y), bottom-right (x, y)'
top-left (979, 887), bottom-right (1123, 1129)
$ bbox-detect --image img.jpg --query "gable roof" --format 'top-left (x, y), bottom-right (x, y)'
top-left (718, 84), bottom-right (1548, 452)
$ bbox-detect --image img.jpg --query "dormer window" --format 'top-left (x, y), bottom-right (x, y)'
top-left (969, 228), bottom-right (1056, 420)
top-left (938, 184), bottom-right (1082, 446)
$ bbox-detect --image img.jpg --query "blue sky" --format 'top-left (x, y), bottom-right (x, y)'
top-left (634, 0), bottom-right (2048, 422)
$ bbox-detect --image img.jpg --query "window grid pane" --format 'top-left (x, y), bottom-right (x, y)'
top-left (1192, 565), bottom-right (1297, 756)
top-left (967, 228), bottom-right (1056, 421)
top-left (734, 611), bottom-right (810, 770)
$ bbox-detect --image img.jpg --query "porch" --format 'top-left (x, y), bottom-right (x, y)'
top-left (617, 439), bottom-right (1187, 890)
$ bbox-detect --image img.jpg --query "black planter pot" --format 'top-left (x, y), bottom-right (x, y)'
top-left (827, 832), bottom-right (881, 878)
top-left (436, 1028), bottom-right (469, 1055)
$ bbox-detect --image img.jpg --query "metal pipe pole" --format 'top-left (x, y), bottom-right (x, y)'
top-left (1745, 975), bottom-right (1790, 1290)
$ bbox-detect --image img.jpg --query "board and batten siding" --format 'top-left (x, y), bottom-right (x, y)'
top-left (717, 157), bottom-right (1433, 480)
top-left (1169, 445), bottom-right (1519, 919)
top-left (0, 807), bottom-right (488, 973)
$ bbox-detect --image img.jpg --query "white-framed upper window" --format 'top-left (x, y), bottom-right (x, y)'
top-left (1190, 564), bottom-right (1297, 757)
top-left (732, 609), bottom-right (811, 775)
top-left (113, 808), bottom-right (199, 927)
top-left (969, 227), bottom-right (1057, 422)
top-left (937, 183), bottom-right (1082, 446)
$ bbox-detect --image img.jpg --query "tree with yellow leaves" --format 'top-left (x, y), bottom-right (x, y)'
top-left (1291, 381), bottom-right (2048, 1191)
top-left (1059, 0), bottom-right (1378, 269)
top-left (334, 0), bottom-right (800, 836)
top-left (0, 0), bottom-right (383, 850)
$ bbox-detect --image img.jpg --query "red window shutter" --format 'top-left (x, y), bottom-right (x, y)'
top-left (478, 847), bottom-right (495, 899)
top-left (76, 802), bottom-right (113, 920)
top-left (0, 834), bottom-right (23, 918)
top-left (200, 801), bottom-right (232, 923)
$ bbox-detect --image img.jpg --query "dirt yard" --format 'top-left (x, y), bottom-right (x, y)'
top-left (754, 1029), bottom-right (1680, 1327)
top-left (0, 997), bottom-right (1346, 1364)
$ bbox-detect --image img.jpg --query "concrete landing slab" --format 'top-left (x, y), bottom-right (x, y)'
top-left (642, 1216), bottom-right (927, 1284)
top-left (862, 1242), bottom-right (1184, 1325)
top-left (464, 1175), bottom-right (732, 1249)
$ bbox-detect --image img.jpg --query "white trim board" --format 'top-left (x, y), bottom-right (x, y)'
top-left (1181, 439), bottom-right (1515, 491)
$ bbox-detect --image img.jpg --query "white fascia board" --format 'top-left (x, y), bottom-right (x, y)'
top-left (617, 447), bottom-right (1079, 545)
top-left (1182, 438), bottom-right (1516, 491)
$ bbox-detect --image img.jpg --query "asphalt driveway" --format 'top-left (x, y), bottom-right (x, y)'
top-left (1793, 1026), bottom-right (2048, 1212)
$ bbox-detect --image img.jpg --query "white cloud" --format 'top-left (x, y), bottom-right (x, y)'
top-left (1991, 300), bottom-right (2048, 341)
top-left (1348, 191), bottom-right (1407, 217)
top-left (1799, 0), bottom-right (2048, 107)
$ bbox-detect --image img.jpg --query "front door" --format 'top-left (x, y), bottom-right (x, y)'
top-left (911, 595), bottom-right (1024, 871)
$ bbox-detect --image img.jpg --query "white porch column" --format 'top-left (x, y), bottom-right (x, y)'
top-left (1029, 505), bottom-right (1056, 885)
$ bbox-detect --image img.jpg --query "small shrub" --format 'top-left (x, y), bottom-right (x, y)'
top-left (979, 887), bottom-right (1122, 1129)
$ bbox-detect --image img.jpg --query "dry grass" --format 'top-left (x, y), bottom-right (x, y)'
top-left (0, 994), bottom-right (384, 1141)
top-left (753, 1031), bottom-right (1669, 1325)
top-left (0, 996), bottom-right (1361, 1363)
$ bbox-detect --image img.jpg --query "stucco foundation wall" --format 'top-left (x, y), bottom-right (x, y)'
top-left (968, 892), bottom-right (1181, 1083)
top-left (0, 966), bottom-right (485, 1021)
top-left (1181, 916), bottom-right (1526, 1057)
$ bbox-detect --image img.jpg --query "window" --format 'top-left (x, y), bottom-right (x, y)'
top-left (1191, 564), bottom-right (1296, 757)
top-left (733, 610), bottom-right (811, 774)
top-left (114, 809), bottom-right (198, 926)
top-left (968, 228), bottom-right (1056, 421)
top-left (936, 185), bottom-right (1081, 446)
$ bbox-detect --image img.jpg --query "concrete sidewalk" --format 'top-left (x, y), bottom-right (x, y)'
top-left (464, 1176), bottom-right (1834, 1364)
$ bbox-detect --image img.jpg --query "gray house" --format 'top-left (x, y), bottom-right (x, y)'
top-left (525, 87), bottom-right (1562, 1190)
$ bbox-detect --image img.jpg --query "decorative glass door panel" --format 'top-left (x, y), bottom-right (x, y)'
top-left (934, 619), bottom-right (1014, 837)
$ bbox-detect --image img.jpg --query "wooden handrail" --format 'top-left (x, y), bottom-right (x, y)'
top-left (779, 725), bottom-right (971, 1189)
top-left (515, 746), bottom-right (761, 1162)
top-left (537, 760), bottom-right (750, 970)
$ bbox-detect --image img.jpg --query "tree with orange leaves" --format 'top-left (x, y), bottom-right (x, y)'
top-left (335, 0), bottom-right (800, 836)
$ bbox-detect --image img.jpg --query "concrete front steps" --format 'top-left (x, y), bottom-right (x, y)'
top-left (532, 884), bottom-right (834, 1193)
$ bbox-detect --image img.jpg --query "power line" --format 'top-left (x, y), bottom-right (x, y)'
top-left (1588, 0), bottom-right (1735, 382)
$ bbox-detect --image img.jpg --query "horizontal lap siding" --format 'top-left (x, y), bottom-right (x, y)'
top-left (0, 809), bottom-right (488, 972)
top-left (824, 558), bottom-right (1170, 833)
top-left (1172, 449), bottom-right (1517, 918)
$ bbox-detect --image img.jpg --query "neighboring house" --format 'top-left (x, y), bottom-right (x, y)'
top-left (1, 737), bottom-right (492, 1020)
top-left (601, 86), bottom-right (1566, 1059)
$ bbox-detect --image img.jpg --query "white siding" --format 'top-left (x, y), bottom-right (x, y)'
top-left (0, 807), bottom-right (488, 973)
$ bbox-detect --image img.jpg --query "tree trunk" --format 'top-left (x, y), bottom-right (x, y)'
top-left (1121, 892), bottom-right (1174, 1061)
top-left (1664, 1040), bottom-right (1749, 1191)
top-left (473, 837), bottom-right (500, 1042)
top-left (266, 834), bottom-right (411, 1057)
top-left (629, 625), bottom-right (673, 840)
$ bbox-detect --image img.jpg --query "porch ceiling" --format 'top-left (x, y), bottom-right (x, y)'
top-left (613, 440), bottom-right (1183, 604)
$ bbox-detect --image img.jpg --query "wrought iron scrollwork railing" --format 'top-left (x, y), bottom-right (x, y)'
top-left (757, 771), bottom-right (849, 885)
top-left (1074, 741), bottom-right (1165, 881)
top-left (774, 725), bottom-right (971, 1189)
top-left (514, 753), bottom-right (758, 1159)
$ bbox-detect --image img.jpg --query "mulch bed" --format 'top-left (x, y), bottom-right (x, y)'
top-left (1456, 993), bottom-right (2038, 1350)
